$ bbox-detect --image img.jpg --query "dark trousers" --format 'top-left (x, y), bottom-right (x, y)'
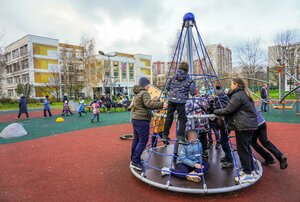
top-left (91, 114), bottom-right (99, 122)
top-left (251, 123), bottom-right (283, 162)
top-left (131, 119), bottom-right (150, 164)
top-left (17, 112), bottom-right (29, 118)
top-left (261, 100), bottom-right (268, 111)
top-left (164, 102), bottom-right (187, 138)
top-left (199, 132), bottom-right (208, 151)
top-left (208, 122), bottom-right (220, 143)
top-left (220, 129), bottom-right (233, 161)
top-left (171, 162), bottom-right (210, 179)
top-left (79, 111), bottom-right (87, 117)
top-left (235, 130), bottom-right (254, 174)
top-left (151, 132), bottom-right (163, 148)
top-left (43, 109), bottom-right (52, 117)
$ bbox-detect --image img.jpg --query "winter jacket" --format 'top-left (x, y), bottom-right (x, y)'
top-left (214, 87), bottom-right (258, 131)
top-left (260, 87), bottom-right (267, 99)
top-left (19, 96), bottom-right (28, 113)
top-left (92, 103), bottom-right (100, 114)
top-left (177, 141), bottom-right (203, 168)
top-left (256, 108), bottom-right (266, 126)
top-left (43, 99), bottom-right (50, 110)
top-left (77, 99), bottom-right (85, 112)
top-left (131, 85), bottom-right (164, 121)
top-left (166, 69), bottom-right (196, 103)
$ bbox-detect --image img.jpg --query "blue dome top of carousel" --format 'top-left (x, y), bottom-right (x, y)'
top-left (183, 12), bottom-right (195, 22)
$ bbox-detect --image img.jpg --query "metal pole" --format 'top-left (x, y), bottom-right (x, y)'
top-left (296, 66), bottom-right (300, 116)
top-left (267, 66), bottom-right (270, 114)
top-left (186, 20), bottom-right (194, 75)
top-left (281, 65), bottom-right (286, 112)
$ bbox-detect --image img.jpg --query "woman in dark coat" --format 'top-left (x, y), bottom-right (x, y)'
top-left (17, 95), bottom-right (29, 119)
top-left (214, 76), bottom-right (258, 184)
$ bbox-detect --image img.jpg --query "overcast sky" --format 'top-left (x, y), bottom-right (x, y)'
top-left (0, 0), bottom-right (299, 65)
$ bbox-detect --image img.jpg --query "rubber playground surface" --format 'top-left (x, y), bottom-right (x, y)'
top-left (0, 109), bottom-right (299, 201)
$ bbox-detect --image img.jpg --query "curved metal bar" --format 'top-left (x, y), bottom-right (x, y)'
top-left (279, 84), bottom-right (300, 104)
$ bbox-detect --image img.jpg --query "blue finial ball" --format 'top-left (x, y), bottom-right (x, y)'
top-left (183, 12), bottom-right (195, 22)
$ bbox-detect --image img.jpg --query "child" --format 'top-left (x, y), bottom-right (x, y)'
top-left (251, 109), bottom-right (288, 169)
top-left (91, 100), bottom-right (100, 123)
top-left (77, 97), bottom-right (87, 117)
top-left (185, 97), bottom-right (210, 158)
top-left (130, 78), bottom-right (167, 171)
top-left (162, 62), bottom-right (196, 144)
top-left (151, 96), bottom-right (167, 148)
top-left (62, 100), bottom-right (72, 116)
top-left (16, 95), bottom-right (29, 119)
top-left (207, 99), bottom-right (221, 148)
top-left (43, 95), bottom-right (52, 118)
top-left (161, 130), bottom-right (210, 183)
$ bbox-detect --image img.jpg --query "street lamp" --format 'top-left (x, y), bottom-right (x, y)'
top-left (98, 51), bottom-right (119, 100)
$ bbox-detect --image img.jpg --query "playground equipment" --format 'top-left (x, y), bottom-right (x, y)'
top-left (56, 117), bottom-right (64, 123)
top-left (130, 12), bottom-right (263, 194)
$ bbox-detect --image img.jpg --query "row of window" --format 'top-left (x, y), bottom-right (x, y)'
top-left (5, 44), bottom-right (28, 62)
top-left (6, 59), bottom-right (29, 73)
top-left (6, 74), bottom-right (29, 85)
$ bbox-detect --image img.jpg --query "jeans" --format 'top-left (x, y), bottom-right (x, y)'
top-left (208, 122), bottom-right (220, 143)
top-left (91, 114), bottom-right (99, 122)
top-left (235, 130), bottom-right (254, 174)
top-left (131, 119), bottom-right (150, 164)
top-left (164, 102), bottom-right (187, 139)
top-left (17, 112), bottom-right (29, 118)
top-left (251, 123), bottom-right (283, 162)
top-left (43, 109), bottom-right (52, 117)
top-left (220, 129), bottom-right (233, 161)
top-left (170, 162), bottom-right (210, 179)
top-left (261, 100), bottom-right (268, 112)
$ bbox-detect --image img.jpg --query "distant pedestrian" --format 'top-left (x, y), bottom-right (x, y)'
top-left (16, 95), bottom-right (29, 119)
top-left (43, 95), bottom-right (52, 118)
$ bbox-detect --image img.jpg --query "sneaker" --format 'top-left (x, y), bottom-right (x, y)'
top-left (186, 172), bottom-right (201, 183)
top-left (129, 162), bottom-right (143, 171)
top-left (161, 167), bottom-right (170, 176)
top-left (222, 161), bottom-right (234, 168)
top-left (216, 143), bottom-right (221, 149)
top-left (261, 160), bottom-right (275, 166)
top-left (280, 155), bottom-right (288, 170)
top-left (178, 136), bottom-right (189, 144)
top-left (234, 173), bottom-right (256, 184)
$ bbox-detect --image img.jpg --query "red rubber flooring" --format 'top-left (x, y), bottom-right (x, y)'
top-left (0, 109), bottom-right (62, 122)
top-left (0, 122), bottom-right (299, 201)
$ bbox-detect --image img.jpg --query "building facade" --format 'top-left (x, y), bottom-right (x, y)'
top-left (1, 35), bottom-right (153, 99)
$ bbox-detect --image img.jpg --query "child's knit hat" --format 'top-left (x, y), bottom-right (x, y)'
top-left (178, 61), bottom-right (189, 72)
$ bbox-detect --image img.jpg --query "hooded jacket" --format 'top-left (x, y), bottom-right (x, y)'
top-left (214, 87), bottom-right (258, 131)
top-left (166, 69), bottom-right (196, 103)
top-left (131, 85), bottom-right (164, 121)
top-left (19, 96), bottom-right (28, 113)
top-left (177, 141), bottom-right (203, 167)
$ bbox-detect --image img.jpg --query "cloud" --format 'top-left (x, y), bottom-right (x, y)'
top-left (0, 0), bottom-right (299, 64)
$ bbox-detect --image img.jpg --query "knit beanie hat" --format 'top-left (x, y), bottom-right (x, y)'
top-left (178, 61), bottom-right (189, 72)
top-left (139, 77), bottom-right (150, 87)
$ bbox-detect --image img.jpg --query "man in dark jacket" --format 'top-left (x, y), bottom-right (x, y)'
top-left (17, 95), bottom-right (29, 119)
top-left (260, 83), bottom-right (268, 112)
top-left (162, 62), bottom-right (196, 144)
top-left (130, 78), bottom-right (168, 171)
top-left (214, 77), bottom-right (258, 184)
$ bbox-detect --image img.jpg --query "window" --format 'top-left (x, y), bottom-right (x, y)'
top-left (20, 45), bottom-right (28, 56)
top-left (5, 53), bottom-right (11, 62)
top-left (8, 89), bottom-right (14, 97)
top-left (113, 62), bottom-right (119, 79)
top-left (21, 59), bottom-right (29, 70)
top-left (14, 76), bottom-right (21, 84)
top-left (22, 74), bottom-right (29, 83)
top-left (121, 62), bottom-right (127, 81)
top-left (6, 65), bottom-right (12, 74)
top-left (12, 49), bottom-right (20, 59)
top-left (129, 63), bottom-right (134, 81)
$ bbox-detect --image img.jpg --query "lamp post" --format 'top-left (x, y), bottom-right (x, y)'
top-left (98, 51), bottom-right (119, 100)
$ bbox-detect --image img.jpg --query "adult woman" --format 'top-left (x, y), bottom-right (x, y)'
top-left (214, 76), bottom-right (258, 183)
top-left (130, 77), bottom-right (168, 171)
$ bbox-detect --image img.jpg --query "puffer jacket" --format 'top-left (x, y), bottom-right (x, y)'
top-left (166, 69), bottom-right (196, 103)
top-left (19, 96), bottom-right (28, 113)
top-left (131, 85), bottom-right (164, 121)
top-left (177, 141), bottom-right (202, 167)
top-left (214, 87), bottom-right (258, 131)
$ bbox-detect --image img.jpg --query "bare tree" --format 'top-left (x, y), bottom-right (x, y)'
top-left (269, 29), bottom-right (298, 89)
top-left (44, 67), bottom-right (61, 101)
top-left (80, 33), bottom-right (96, 97)
top-left (0, 27), bottom-right (6, 97)
top-left (236, 38), bottom-right (265, 78)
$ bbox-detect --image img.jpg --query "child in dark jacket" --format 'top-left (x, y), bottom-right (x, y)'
top-left (162, 62), bottom-right (196, 144)
top-left (251, 109), bottom-right (288, 169)
top-left (161, 130), bottom-right (210, 183)
top-left (17, 95), bottom-right (29, 119)
top-left (43, 95), bottom-right (52, 118)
